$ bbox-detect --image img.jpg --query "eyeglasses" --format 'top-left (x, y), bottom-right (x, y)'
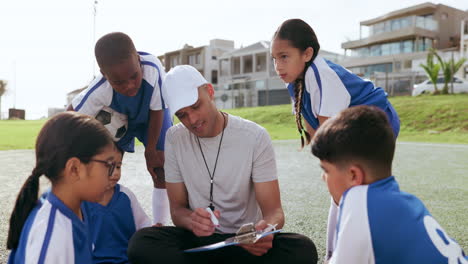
top-left (89, 159), bottom-right (121, 177)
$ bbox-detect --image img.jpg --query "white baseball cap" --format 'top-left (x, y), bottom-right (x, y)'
top-left (162, 65), bottom-right (208, 117)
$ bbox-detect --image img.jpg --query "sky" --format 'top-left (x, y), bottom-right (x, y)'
top-left (0, 0), bottom-right (467, 119)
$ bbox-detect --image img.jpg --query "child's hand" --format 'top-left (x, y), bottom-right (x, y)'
top-left (190, 208), bottom-right (220, 237)
top-left (238, 220), bottom-right (274, 256)
top-left (145, 149), bottom-right (165, 187)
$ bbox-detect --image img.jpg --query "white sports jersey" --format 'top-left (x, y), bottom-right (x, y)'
top-left (72, 52), bottom-right (166, 116)
top-left (8, 192), bottom-right (93, 264)
top-left (326, 176), bottom-right (467, 264)
top-left (71, 52), bottom-right (172, 152)
top-left (287, 55), bottom-right (400, 137)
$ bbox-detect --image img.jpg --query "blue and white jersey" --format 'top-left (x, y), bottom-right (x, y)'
top-left (287, 55), bottom-right (400, 137)
top-left (8, 192), bottom-right (92, 264)
top-left (71, 52), bottom-right (172, 152)
top-left (326, 176), bottom-right (467, 264)
top-left (83, 184), bottom-right (151, 264)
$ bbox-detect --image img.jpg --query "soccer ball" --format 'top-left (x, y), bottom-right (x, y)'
top-left (95, 106), bottom-right (128, 141)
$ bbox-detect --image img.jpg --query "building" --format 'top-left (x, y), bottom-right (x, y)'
top-left (216, 41), bottom-right (343, 109)
top-left (8, 108), bottom-right (25, 120)
top-left (340, 2), bottom-right (468, 95)
top-left (158, 39), bottom-right (235, 86)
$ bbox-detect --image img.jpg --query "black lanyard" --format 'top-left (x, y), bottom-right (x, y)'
top-left (196, 112), bottom-right (226, 211)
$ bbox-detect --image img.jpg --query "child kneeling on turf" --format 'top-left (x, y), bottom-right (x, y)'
top-left (83, 145), bottom-right (151, 264)
top-left (311, 105), bottom-right (467, 264)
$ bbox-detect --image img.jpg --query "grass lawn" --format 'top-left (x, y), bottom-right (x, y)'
top-left (0, 120), bottom-right (44, 150)
top-left (225, 94), bottom-right (468, 143)
top-left (1, 94), bottom-right (467, 150)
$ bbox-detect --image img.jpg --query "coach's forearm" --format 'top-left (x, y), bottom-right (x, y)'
top-left (262, 207), bottom-right (285, 229)
top-left (171, 206), bottom-right (194, 231)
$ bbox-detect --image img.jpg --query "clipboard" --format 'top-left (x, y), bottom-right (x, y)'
top-left (184, 223), bottom-right (282, 253)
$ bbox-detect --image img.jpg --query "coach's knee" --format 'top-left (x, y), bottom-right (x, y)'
top-left (127, 227), bottom-right (154, 263)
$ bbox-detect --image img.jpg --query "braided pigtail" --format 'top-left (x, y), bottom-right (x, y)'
top-left (294, 79), bottom-right (311, 148)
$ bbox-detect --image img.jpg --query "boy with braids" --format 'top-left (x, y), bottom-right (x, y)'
top-left (127, 65), bottom-right (318, 264)
top-left (68, 32), bottom-right (171, 225)
top-left (312, 105), bottom-right (467, 264)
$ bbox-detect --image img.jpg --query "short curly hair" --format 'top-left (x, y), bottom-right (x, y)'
top-left (95, 32), bottom-right (137, 69)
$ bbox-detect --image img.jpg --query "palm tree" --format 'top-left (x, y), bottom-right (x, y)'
top-left (0, 80), bottom-right (7, 120)
top-left (420, 49), bottom-right (440, 94)
top-left (433, 51), bottom-right (467, 94)
top-left (446, 57), bottom-right (467, 94)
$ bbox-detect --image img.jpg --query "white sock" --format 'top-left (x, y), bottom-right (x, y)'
top-left (152, 188), bottom-right (170, 225)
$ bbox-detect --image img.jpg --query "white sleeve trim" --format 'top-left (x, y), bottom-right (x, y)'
top-left (308, 56), bottom-right (350, 118)
top-left (43, 210), bottom-right (75, 263)
top-left (330, 186), bottom-right (375, 264)
top-left (325, 198), bottom-right (339, 261)
top-left (142, 55), bottom-right (167, 111)
top-left (71, 75), bottom-right (113, 116)
top-left (120, 185), bottom-right (151, 230)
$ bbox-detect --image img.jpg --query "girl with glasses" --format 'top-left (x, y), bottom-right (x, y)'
top-left (7, 111), bottom-right (115, 264)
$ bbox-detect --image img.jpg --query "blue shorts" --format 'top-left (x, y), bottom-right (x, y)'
top-left (117, 108), bottom-right (172, 152)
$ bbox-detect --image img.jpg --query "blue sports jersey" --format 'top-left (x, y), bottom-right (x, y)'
top-left (83, 184), bottom-right (151, 264)
top-left (72, 52), bottom-right (172, 152)
top-left (287, 55), bottom-right (400, 137)
top-left (326, 176), bottom-right (467, 264)
top-left (8, 192), bottom-right (93, 264)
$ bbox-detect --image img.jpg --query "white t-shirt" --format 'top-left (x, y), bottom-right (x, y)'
top-left (165, 114), bottom-right (278, 234)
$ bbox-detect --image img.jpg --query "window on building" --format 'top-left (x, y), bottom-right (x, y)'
top-left (235, 93), bottom-right (245, 108)
top-left (171, 56), bottom-right (178, 67)
top-left (418, 37), bottom-right (433, 51)
top-left (232, 57), bottom-right (241, 75)
top-left (370, 45), bottom-right (381, 56)
top-left (220, 59), bottom-right (230, 76)
top-left (404, 60), bottom-right (412, 69)
top-left (416, 15), bottom-right (438, 31)
top-left (391, 19), bottom-right (401, 31)
top-left (243, 55), bottom-right (253, 73)
top-left (424, 38), bottom-right (433, 50)
top-left (403, 40), bottom-right (413, 53)
top-left (189, 54), bottom-right (196, 65)
top-left (255, 53), bottom-right (267, 72)
top-left (381, 43), bottom-right (391, 56)
top-left (246, 81), bottom-right (256, 89)
top-left (384, 20), bottom-right (392, 33)
top-left (394, 61), bottom-right (401, 71)
top-left (400, 17), bottom-right (411, 29)
top-left (211, 70), bottom-right (218, 84)
top-left (372, 22), bottom-right (385, 35)
top-left (212, 56), bottom-right (217, 60)
top-left (391, 42), bottom-right (400, 55)
top-left (255, 80), bottom-right (265, 89)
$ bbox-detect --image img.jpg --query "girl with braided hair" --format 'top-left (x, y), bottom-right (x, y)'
top-left (7, 112), bottom-right (116, 264)
top-left (271, 19), bottom-right (400, 148)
